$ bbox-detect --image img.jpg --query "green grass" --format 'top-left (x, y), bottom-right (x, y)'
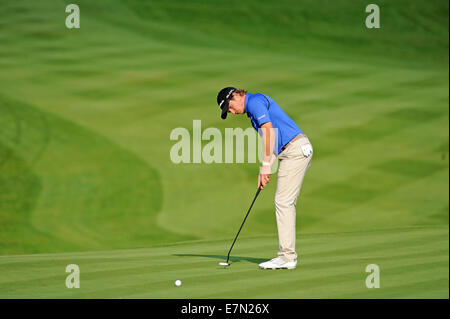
top-left (0, 226), bottom-right (447, 298)
top-left (0, 0), bottom-right (448, 298)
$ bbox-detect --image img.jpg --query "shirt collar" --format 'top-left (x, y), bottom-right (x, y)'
top-left (245, 93), bottom-right (251, 117)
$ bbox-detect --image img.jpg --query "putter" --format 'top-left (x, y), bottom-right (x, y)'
top-left (219, 186), bottom-right (262, 267)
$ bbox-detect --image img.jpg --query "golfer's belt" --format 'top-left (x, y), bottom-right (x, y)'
top-left (282, 134), bottom-right (305, 151)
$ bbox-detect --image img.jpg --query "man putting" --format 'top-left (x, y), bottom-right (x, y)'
top-left (216, 87), bottom-right (313, 270)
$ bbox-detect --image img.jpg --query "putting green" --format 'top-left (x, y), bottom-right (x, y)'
top-left (0, 226), bottom-right (447, 298)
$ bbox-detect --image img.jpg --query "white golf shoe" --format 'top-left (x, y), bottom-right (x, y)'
top-left (259, 257), bottom-right (297, 270)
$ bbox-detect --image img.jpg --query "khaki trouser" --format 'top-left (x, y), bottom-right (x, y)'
top-left (275, 134), bottom-right (313, 262)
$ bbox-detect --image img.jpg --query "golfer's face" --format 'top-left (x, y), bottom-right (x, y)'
top-left (228, 94), bottom-right (243, 114)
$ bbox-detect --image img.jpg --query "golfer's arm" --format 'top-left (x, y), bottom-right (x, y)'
top-left (261, 122), bottom-right (275, 165)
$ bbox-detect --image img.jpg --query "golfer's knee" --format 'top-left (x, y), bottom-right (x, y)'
top-left (275, 195), bottom-right (294, 211)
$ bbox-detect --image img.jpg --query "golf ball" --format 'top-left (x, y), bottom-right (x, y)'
top-left (175, 280), bottom-right (182, 287)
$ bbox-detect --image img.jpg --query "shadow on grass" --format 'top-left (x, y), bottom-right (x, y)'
top-left (173, 254), bottom-right (267, 264)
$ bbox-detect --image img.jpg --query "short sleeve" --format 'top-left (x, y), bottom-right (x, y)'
top-left (247, 95), bottom-right (271, 128)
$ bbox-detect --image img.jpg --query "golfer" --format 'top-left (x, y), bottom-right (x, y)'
top-left (216, 87), bottom-right (313, 269)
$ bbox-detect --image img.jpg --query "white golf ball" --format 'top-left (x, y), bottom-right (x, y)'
top-left (175, 280), bottom-right (182, 287)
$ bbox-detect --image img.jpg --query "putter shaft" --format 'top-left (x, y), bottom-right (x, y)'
top-left (225, 187), bottom-right (262, 264)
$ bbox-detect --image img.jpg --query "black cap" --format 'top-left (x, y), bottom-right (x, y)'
top-left (217, 87), bottom-right (236, 119)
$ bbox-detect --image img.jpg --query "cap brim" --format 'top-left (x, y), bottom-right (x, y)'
top-left (221, 103), bottom-right (229, 119)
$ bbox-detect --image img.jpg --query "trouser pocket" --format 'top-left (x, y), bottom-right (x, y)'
top-left (300, 143), bottom-right (313, 158)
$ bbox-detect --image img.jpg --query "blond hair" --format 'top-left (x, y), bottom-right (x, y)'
top-left (231, 88), bottom-right (247, 99)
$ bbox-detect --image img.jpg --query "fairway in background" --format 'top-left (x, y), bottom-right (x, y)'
top-left (0, 95), bottom-right (197, 254)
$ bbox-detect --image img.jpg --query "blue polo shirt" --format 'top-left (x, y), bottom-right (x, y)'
top-left (245, 92), bottom-right (303, 155)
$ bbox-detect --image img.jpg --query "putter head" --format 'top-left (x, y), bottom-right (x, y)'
top-left (219, 262), bottom-right (230, 266)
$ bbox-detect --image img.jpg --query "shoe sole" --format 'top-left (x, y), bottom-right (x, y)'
top-left (259, 266), bottom-right (296, 270)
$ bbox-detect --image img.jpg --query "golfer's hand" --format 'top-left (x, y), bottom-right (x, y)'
top-left (258, 173), bottom-right (271, 189)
